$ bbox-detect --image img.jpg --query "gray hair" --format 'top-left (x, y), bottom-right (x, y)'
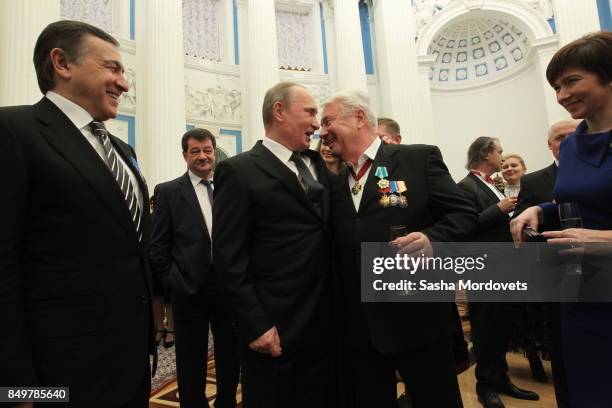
top-left (466, 136), bottom-right (500, 170)
top-left (321, 89), bottom-right (377, 128)
top-left (547, 119), bottom-right (580, 140)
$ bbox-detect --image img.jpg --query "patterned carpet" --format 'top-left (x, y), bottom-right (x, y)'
top-left (149, 304), bottom-right (472, 407)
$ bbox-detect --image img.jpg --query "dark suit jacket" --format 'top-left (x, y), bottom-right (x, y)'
top-left (212, 141), bottom-right (333, 354)
top-left (514, 163), bottom-right (557, 217)
top-left (149, 172), bottom-right (216, 298)
top-left (331, 143), bottom-right (477, 354)
top-left (0, 98), bottom-right (153, 406)
top-left (457, 173), bottom-right (512, 242)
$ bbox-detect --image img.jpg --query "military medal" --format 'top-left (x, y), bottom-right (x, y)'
top-left (379, 194), bottom-right (391, 207)
top-left (375, 166), bottom-right (392, 208)
top-left (397, 180), bottom-right (408, 208)
top-left (349, 158), bottom-right (373, 195)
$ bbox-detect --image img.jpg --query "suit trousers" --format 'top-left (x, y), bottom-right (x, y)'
top-left (240, 346), bottom-right (332, 408)
top-left (173, 290), bottom-right (240, 408)
top-left (469, 302), bottom-right (510, 393)
top-left (345, 337), bottom-right (463, 408)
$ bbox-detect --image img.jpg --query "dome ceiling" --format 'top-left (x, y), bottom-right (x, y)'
top-left (428, 17), bottom-right (530, 87)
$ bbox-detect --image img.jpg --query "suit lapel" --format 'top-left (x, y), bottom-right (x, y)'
top-left (335, 167), bottom-right (358, 217)
top-left (178, 173), bottom-right (210, 239)
top-left (469, 173), bottom-right (501, 203)
top-left (358, 144), bottom-right (398, 215)
top-left (252, 141), bottom-right (320, 218)
top-left (35, 98), bottom-right (138, 241)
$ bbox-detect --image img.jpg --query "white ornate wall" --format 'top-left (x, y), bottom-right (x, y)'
top-left (2, 0), bottom-right (607, 186)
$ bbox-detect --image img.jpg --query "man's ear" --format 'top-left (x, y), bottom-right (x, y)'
top-left (272, 101), bottom-right (285, 123)
top-left (49, 48), bottom-right (72, 81)
top-left (354, 108), bottom-right (366, 129)
top-left (395, 134), bottom-right (402, 144)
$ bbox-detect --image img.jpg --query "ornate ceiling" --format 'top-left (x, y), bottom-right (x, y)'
top-left (428, 17), bottom-right (530, 87)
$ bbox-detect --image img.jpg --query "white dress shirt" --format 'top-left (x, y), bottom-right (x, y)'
top-left (348, 137), bottom-right (381, 211)
top-left (46, 91), bottom-right (143, 211)
top-left (189, 170), bottom-right (214, 235)
top-left (262, 136), bottom-right (319, 182)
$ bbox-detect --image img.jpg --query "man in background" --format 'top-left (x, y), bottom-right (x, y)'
top-left (1, 20), bottom-right (153, 407)
top-left (458, 137), bottom-right (538, 408)
top-left (514, 119), bottom-right (579, 408)
top-left (149, 128), bottom-right (240, 408)
top-left (377, 117), bottom-right (402, 145)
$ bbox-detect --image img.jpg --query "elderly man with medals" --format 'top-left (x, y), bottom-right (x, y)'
top-left (320, 89), bottom-right (477, 408)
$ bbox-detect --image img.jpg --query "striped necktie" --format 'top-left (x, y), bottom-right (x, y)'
top-left (90, 121), bottom-right (143, 241)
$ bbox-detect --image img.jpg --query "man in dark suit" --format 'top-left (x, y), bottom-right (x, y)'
top-left (320, 89), bottom-right (477, 408)
top-left (149, 128), bottom-right (240, 408)
top-left (458, 137), bottom-right (538, 408)
top-left (514, 120), bottom-right (578, 408)
top-left (212, 82), bottom-right (333, 407)
top-left (515, 120), bottom-right (578, 214)
top-left (0, 20), bottom-right (153, 407)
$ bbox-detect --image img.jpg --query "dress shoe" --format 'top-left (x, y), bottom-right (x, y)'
top-left (163, 330), bottom-right (175, 348)
top-left (496, 381), bottom-right (539, 401)
top-left (477, 391), bottom-right (505, 408)
top-left (155, 329), bottom-right (166, 346)
top-left (527, 351), bottom-right (548, 383)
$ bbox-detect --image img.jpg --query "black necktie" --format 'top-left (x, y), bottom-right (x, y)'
top-left (201, 179), bottom-right (214, 204)
top-left (90, 121), bottom-right (143, 241)
top-left (290, 152), bottom-right (324, 203)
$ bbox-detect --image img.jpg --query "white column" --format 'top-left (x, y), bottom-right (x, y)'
top-left (551, 0), bottom-right (601, 46)
top-left (237, 0), bottom-right (280, 147)
top-left (533, 36), bottom-right (570, 125)
top-left (371, 0), bottom-right (433, 144)
top-left (135, 0), bottom-right (186, 188)
top-left (332, 0), bottom-right (367, 92)
top-left (310, 2), bottom-right (325, 74)
top-left (417, 55), bottom-right (436, 145)
top-left (321, 0), bottom-right (338, 92)
top-left (0, 0), bottom-right (60, 106)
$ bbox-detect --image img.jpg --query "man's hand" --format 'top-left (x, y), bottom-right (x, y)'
top-left (249, 326), bottom-right (282, 357)
top-left (392, 232), bottom-right (433, 257)
top-left (497, 197), bottom-right (517, 214)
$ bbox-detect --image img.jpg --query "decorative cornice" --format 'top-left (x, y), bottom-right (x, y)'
top-left (184, 57), bottom-right (241, 77)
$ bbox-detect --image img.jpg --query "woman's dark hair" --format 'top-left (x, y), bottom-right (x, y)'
top-left (546, 30), bottom-right (612, 86)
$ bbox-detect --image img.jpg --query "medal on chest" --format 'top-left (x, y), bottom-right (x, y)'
top-left (350, 159), bottom-right (373, 195)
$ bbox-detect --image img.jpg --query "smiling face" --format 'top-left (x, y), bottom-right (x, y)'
top-left (183, 137), bottom-right (216, 179)
top-left (320, 101), bottom-right (366, 163)
top-left (277, 87), bottom-right (320, 151)
top-left (61, 34), bottom-right (128, 121)
top-left (552, 68), bottom-right (612, 121)
top-left (319, 143), bottom-right (340, 165)
top-left (501, 156), bottom-right (526, 185)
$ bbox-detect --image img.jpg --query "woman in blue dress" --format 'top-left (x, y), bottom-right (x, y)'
top-left (511, 31), bottom-right (612, 407)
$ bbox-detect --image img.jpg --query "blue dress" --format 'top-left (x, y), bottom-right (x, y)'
top-left (541, 120), bottom-right (612, 408)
